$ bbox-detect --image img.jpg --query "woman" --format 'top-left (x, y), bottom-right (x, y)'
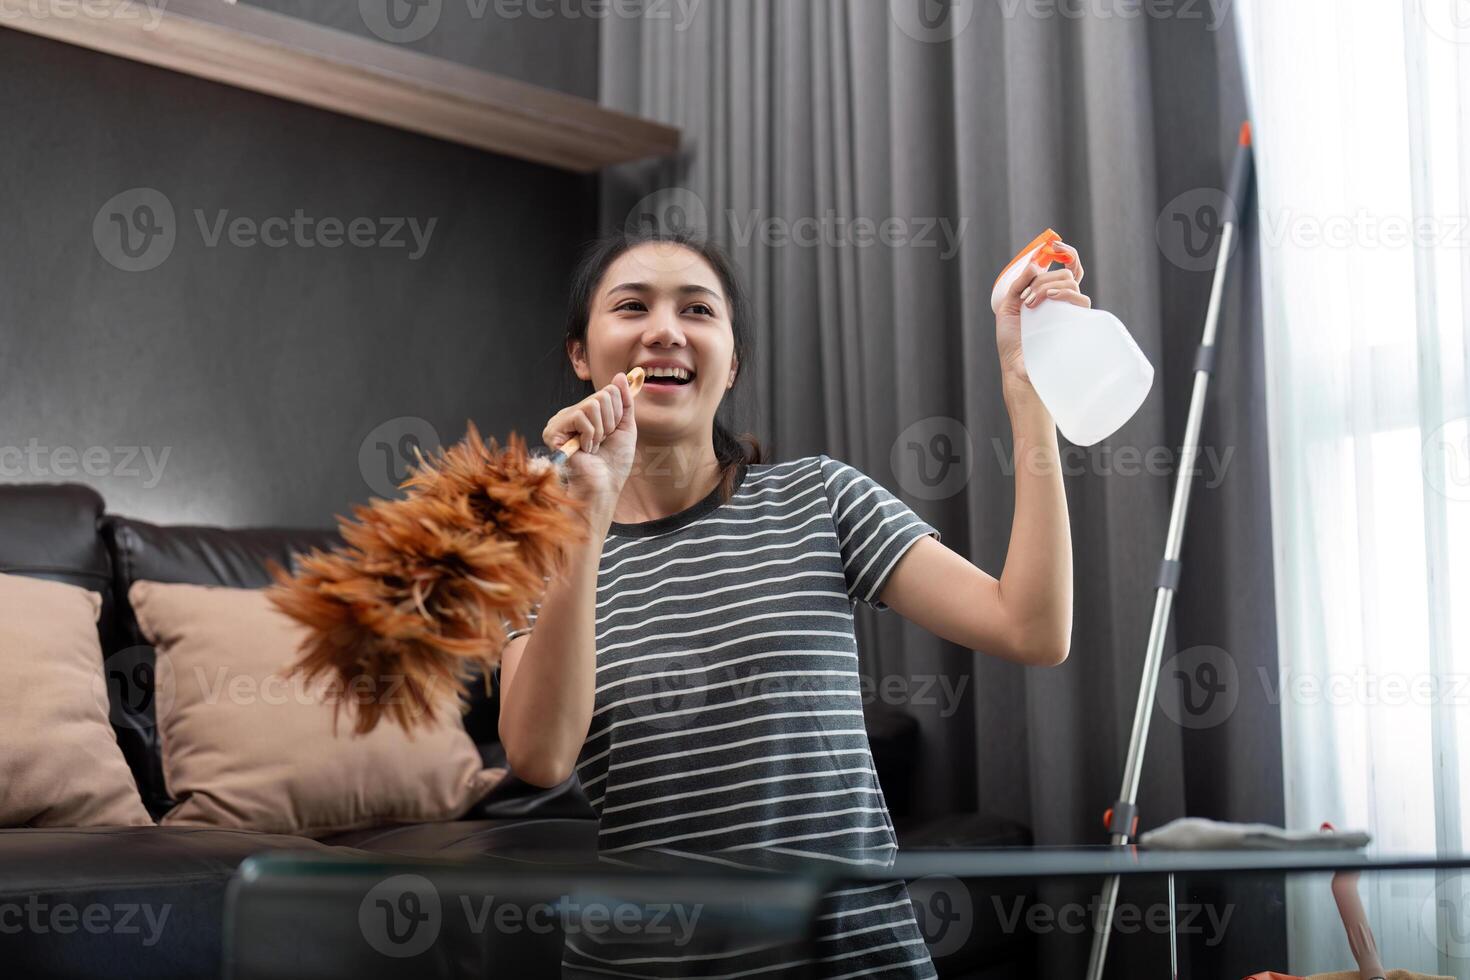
top-left (499, 229), bottom-right (1082, 978)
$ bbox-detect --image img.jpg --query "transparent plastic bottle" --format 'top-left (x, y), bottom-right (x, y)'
top-left (990, 229), bottom-right (1154, 447)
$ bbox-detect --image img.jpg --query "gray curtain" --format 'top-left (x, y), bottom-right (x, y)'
top-left (598, 2), bottom-right (1282, 974)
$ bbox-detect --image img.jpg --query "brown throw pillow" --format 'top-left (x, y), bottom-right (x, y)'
top-left (129, 580), bottom-right (505, 838)
top-left (0, 572), bottom-right (154, 827)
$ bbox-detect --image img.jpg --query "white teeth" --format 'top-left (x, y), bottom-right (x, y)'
top-left (643, 366), bottom-right (692, 381)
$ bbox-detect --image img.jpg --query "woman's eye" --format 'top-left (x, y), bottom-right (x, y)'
top-left (685, 303), bottom-right (714, 316)
top-left (614, 300), bottom-right (646, 313)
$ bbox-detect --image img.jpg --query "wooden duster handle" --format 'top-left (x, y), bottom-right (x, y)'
top-left (548, 367), bottom-right (646, 464)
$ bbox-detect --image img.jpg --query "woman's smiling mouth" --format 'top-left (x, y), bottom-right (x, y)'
top-left (637, 364), bottom-right (696, 389)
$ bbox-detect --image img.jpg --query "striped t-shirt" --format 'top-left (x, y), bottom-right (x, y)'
top-left (506, 454), bottom-right (941, 978)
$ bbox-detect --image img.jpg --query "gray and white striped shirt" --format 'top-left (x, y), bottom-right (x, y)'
top-left (509, 454), bottom-right (941, 978)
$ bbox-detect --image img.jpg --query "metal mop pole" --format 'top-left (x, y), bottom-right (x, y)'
top-left (1083, 122), bottom-right (1255, 980)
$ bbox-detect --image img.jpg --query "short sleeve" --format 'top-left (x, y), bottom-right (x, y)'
top-left (818, 454), bottom-right (941, 610)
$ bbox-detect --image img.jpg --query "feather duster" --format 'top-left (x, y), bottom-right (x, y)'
top-left (264, 424), bottom-right (586, 736)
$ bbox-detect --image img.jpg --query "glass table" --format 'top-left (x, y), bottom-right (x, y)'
top-left (221, 845), bottom-right (1470, 979)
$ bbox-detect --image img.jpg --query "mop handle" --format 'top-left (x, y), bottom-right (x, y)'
top-left (547, 367), bottom-right (646, 464)
top-left (1084, 121), bottom-right (1255, 980)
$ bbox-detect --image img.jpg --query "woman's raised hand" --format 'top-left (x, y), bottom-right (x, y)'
top-left (543, 371), bottom-right (638, 514)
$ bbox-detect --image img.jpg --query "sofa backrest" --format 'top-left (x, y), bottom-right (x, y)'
top-left (0, 482), bottom-right (500, 819)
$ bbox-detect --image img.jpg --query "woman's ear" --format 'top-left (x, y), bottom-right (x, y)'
top-left (728, 353), bottom-right (738, 389)
top-left (569, 339), bottom-right (591, 382)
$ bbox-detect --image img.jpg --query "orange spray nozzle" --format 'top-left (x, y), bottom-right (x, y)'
top-left (990, 228), bottom-right (1071, 313)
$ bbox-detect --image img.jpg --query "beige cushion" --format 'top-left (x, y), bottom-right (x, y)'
top-left (130, 580), bottom-right (505, 838)
top-left (0, 572), bottom-right (154, 828)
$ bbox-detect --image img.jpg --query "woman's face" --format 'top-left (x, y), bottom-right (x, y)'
top-left (572, 242), bottom-right (738, 446)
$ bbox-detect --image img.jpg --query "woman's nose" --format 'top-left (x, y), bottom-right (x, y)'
top-left (641, 306), bottom-right (687, 346)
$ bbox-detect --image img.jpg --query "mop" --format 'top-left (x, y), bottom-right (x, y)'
top-left (263, 367), bottom-right (646, 735)
top-left (1084, 122), bottom-right (1255, 980)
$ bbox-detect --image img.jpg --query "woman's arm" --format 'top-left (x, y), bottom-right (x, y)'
top-left (498, 372), bottom-right (637, 787)
top-left (878, 375), bottom-right (1072, 666)
top-left (497, 501), bottom-right (613, 786)
top-left (878, 243), bottom-right (1088, 666)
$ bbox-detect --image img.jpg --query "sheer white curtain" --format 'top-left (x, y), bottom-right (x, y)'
top-left (1236, 0), bottom-right (1470, 972)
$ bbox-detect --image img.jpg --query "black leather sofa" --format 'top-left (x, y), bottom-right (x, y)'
top-left (0, 482), bottom-right (602, 980)
top-left (0, 481), bottom-right (1031, 979)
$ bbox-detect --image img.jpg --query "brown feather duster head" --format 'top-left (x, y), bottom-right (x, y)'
top-left (265, 424), bottom-right (585, 736)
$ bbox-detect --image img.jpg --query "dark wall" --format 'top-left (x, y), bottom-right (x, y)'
top-left (243, 0), bottom-right (601, 97)
top-left (0, 21), bottom-right (598, 528)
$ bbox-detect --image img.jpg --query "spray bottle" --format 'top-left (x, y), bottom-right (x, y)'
top-left (990, 230), bottom-right (1154, 446)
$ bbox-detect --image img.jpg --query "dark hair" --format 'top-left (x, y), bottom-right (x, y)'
top-left (561, 228), bottom-right (764, 503)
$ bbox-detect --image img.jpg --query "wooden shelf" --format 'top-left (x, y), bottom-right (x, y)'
top-left (2, 0), bottom-right (679, 173)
